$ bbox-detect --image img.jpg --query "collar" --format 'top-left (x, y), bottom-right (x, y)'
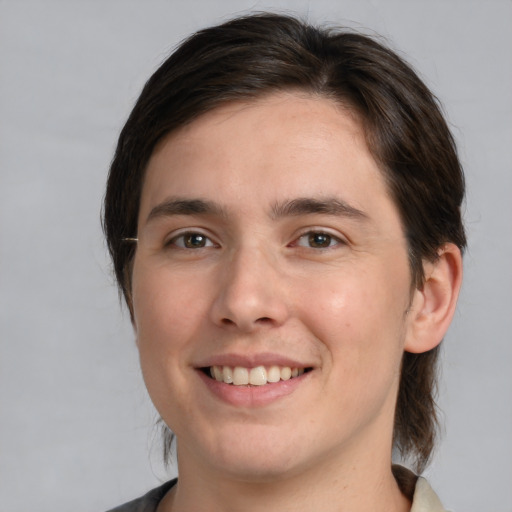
top-left (392, 465), bottom-right (446, 512)
top-left (410, 477), bottom-right (446, 512)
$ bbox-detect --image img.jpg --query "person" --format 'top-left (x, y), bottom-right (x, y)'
top-left (103, 12), bottom-right (465, 512)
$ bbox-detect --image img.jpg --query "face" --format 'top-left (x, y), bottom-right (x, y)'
top-left (131, 93), bottom-right (416, 482)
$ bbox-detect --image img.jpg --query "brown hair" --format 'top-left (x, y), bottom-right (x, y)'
top-left (103, 13), bottom-right (466, 473)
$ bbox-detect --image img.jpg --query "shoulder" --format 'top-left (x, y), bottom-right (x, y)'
top-left (105, 479), bottom-right (177, 512)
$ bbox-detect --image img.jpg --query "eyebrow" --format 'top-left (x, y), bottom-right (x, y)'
top-left (270, 197), bottom-right (368, 221)
top-left (146, 198), bottom-right (227, 223)
top-left (145, 196), bottom-right (368, 224)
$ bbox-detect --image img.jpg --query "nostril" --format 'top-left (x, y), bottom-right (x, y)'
top-left (256, 317), bottom-right (272, 324)
top-left (219, 316), bottom-right (273, 329)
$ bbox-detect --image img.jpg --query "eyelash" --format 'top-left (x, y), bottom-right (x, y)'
top-left (292, 230), bottom-right (346, 250)
top-left (165, 230), bottom-right (346, 251)
top-left (165, 231), bottom-right (218, 249)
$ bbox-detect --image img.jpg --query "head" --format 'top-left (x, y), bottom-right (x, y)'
top-left (103, 13), bottom-right (465, 473)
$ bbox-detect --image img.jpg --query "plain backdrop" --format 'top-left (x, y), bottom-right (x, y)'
top-left (1, 1), bottom-right (511, 511)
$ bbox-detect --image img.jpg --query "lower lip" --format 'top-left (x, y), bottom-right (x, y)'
top-left (197, 370), bottom-right (310, 407)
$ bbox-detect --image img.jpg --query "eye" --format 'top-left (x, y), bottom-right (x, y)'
top-left (295, 231), bottom-right (343, 249)
top-left (168, 232), bottom-right (216, 249)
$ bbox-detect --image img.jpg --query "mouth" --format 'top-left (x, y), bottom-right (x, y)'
top-left (201, 365), bottom-right (313, 386)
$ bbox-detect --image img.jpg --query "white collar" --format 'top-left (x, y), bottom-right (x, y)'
top-left (411, 476), bottom-right (446, 512)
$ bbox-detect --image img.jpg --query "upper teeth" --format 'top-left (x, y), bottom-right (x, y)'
top-left (210, 365), bottom-right (305, 386)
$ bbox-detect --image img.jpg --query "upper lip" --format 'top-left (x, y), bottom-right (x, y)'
top-left (195, 352), bottom-right (313, 369)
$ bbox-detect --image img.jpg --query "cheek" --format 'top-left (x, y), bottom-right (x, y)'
top-left (309, 277), bottom-right (407, 419)
top-left (297, 265), bottom-right (409, 371)
top-left (131, 269), bottom-right (204, 417)
top-left (133, 262), bottom-right (204, 334)
top-left (131, 265), bottom-right (207, 385)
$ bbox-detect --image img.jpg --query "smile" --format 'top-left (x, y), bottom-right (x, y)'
top-left (207, 365), bottom-right (309, 386)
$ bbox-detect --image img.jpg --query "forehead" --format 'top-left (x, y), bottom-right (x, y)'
top-left (140, 92), bottom-right (395, 225)
top-left (154, 92), bottom-right (366, 163)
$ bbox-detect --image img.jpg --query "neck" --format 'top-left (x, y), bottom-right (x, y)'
top-left (158, 448), bottom-right (411, 512)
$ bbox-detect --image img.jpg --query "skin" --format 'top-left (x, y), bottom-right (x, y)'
top-left (130, 92), bottom-right (462, 512)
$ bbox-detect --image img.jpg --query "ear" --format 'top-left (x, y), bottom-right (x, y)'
top-left (404, 243), bottom-right (463, 354)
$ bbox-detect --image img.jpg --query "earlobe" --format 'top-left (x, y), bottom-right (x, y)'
top-left (404, 243), bottom-right (463, 354)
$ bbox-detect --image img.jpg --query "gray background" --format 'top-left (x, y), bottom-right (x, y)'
top-left (1, 1), bottom-right (511, 511)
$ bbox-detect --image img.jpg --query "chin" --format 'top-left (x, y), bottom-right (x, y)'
top-left (212, 454), bottom-right (301, 484)
top-left (190, 426), bottom-right (314, 483)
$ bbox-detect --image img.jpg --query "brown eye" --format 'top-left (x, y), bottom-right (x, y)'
top-left (308, 232), bottom-right (332, 248)
top-left (295, 231), bottom-right (342, 249)
top-left (170, 232), bottom-right (215, 249)
top-left (184, 234), bottom-right (207, 248)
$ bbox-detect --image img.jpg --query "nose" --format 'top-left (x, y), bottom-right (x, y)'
top-left (209, 246), bottom-right (290, 332)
